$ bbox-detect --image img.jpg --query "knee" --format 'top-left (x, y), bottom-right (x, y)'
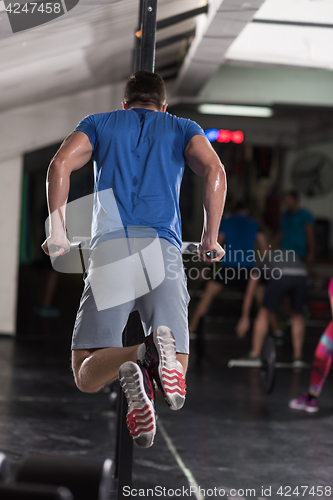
top-left (259, 307), bottom-right (270, 318)
top-left (291, 313), bottom-right (304, 323)
top-left (72, 363), bottom-right (99, 394)
top-left (74, 375), bottom-right (100, 394)
top-left (256, 307), bottom-right (269, 324)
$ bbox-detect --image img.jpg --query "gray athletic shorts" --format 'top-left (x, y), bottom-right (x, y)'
top-left (71, 237), bottom-right (190, 354)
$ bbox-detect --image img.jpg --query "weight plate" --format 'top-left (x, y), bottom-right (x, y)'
top-left (16, 455), bottom-right (112, 500)
top-left (0, 483), bottom-right (72, 500)
top-left (260, 337), bottom-right (276, 395)
top-left (0, 452), bottom-right (10, 482)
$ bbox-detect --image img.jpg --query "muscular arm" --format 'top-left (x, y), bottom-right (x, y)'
top-left (185, 135), bottom-right (227, 262)
top-left (42, 131), bottom-right (93, 256)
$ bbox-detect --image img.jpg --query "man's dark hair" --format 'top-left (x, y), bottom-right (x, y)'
top-left (234, 201), bottom-right (249, 212)
top-left (124, 70), bottom-right (167, 109)
top-left (285, 189), bottom-right (299, 202)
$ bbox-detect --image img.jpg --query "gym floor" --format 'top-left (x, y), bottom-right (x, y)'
top-left (1, 270), bottom-right (333, 499)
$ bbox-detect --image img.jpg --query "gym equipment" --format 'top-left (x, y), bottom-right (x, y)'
top-left (133, 0), bottom-right (157, 73)
top-left (16, 455), bottom-right (112, 500)
top-left (0, 483), bottom-right (73, 500)
top-left (113, 242), bottom-right (217, 499)
top-left (114, 312), bottom-right (143, 500)
top-left (48, 237), bottom-right (90, 254)
top-left (228, 340), bottom-right (311, 395)
top-left (182, 241), bottom-right (218, 260)
top-left (0, 452), bottom-right (10, 482)
top-left (228, 337), bottom-right (277, 395)
top-left (260, 337), bottom-right (276, 394)
top-left (49, 239), bottom-right (218, 267)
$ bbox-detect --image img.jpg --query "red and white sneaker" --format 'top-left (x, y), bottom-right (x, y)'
top-left (143, 326), bottom-right (186, 411)
top-left (118, 361), bottom-right (156, 448)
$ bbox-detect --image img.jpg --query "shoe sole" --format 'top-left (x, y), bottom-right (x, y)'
top-left (153, 326), bottom-right (186, 411)
top-left (119, 361), bottom-right (156, 448)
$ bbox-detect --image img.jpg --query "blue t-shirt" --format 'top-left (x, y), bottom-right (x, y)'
top-left (74, 109), bottom-right (205, 250)
top-left (280, 208), bottom-right (314, 258)
top-left (219, 214), bottom-right (260, 268)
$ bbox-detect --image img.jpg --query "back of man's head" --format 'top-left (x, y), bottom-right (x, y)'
top-left (234, 201), bottom-right (249, 213)
top-left (284, 189), bottom-right (300, 211)
top-left (284, 189), bottom-right (299, 202)
top-left (124, 70), bottom-right (167, 110)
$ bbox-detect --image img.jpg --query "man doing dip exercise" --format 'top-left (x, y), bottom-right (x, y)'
top-left (42, 71), bottom-right (226, 448)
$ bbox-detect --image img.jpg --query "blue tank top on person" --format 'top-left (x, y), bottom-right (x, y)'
top-left (74, 109), bottom-right (205, 251)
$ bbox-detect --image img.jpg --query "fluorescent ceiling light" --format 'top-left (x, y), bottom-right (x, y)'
top-left (198, 104), bottom-right (273, 117)
top-left (226, 23), bottom-right (333, 70)
top-left (227, 0), bottom-right (333, 70)
top-left (255, 0), bottom-right (333, 25)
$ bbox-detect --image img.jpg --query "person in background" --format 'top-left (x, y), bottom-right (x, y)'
top-left (274, 190), bottom-right (315, 264)
top-left (189, 202), bottom-right (268, 334)
top-left (236, 250), bottom-right (308, 365)
top-left (270, 190), bottom-right (314, 339)
top-left (289, 277), bottom-right (333, 412)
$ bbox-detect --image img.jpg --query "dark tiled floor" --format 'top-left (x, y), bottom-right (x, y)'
top-left (1, 270), bottom-right (333, 499)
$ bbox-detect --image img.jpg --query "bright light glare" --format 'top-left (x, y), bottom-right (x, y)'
top-left (226, 23), bottom-right (333, 70)
top-left (204, 129), bottom-right (245, 143)
top-left (255, 0), bottom-right (333, 25)
top-left (198, 104), bottom-right (273, 117)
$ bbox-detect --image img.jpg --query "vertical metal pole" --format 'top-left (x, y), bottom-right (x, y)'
top-left (116, 391), bottom-right (134, 499)
top-left (115, 313), bottom-right (143, 500)
top-left (115, 322), bottom-right (135, 500)
top-left (133, 0), bottom-right (143, 73)
top-left (140, 0), bottom-right (157, 72)
top-left (116, 1), bottom-right (158, 497)
top-left (133, 0), bottom-right (157, 73)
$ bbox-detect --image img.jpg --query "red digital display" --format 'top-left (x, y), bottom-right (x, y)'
top-left (205, 129), bottom-right (244, 144)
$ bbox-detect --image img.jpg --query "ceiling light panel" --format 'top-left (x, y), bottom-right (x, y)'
top-left (226, 23), bottom-right (333, 70)
top-left (198, 104), bottom-right (273, 117)
top-left (255, 0), bottom-right (333, 25)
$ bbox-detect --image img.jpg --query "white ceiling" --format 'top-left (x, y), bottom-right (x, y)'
top-left (1, 0), bottom-right (333, 116)
top-left (254, 0), bottom-right (333, 24)
top-left (226, 0), bottom-right (333, 70)
top-left (173, 0), bottom-right (266, 96)
top-left (0, 0), bottom-right (205, 112)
